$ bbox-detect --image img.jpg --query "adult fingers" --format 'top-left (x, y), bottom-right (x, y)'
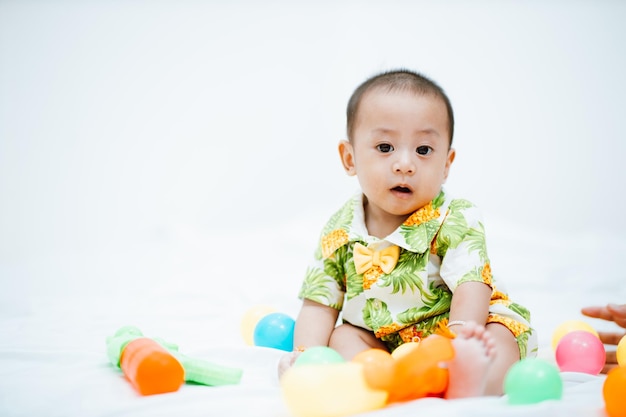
top-left (605, 350), bottom-right (617, 366)
top-left (602, 363), bottom-right (619, 375)
top-left (581, 306), bottom-right (612, 321)
top-left (607, 304), bottom-right (626, 328)
top-left (597, 331), bottom-right (626, 345)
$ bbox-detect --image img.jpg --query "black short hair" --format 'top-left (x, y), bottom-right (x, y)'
top-left (346, 69), bottom-right (454, 147)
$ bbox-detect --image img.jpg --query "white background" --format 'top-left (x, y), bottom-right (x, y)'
top-left (1, 1), bottom-right (625, 340)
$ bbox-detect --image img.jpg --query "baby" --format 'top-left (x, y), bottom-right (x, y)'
top-left (279, 69), bottom-right (537, 398)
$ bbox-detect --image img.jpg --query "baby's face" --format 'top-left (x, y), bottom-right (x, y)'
top-left (345, 88), bottom-right (455, 222)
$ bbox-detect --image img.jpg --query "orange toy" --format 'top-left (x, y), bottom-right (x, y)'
top-left (107, 326), bottom-right (242, 396)
top-left (119, 337), bottom-right (185, 395)
top-left (387, 335), bottom-right (455, 402)
top-left (356, 335), bottom-right (455, 403)
top-left (352, 348), bottom-right (396, 391)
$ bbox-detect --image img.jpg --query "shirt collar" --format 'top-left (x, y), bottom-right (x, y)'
top-left (320, 189), bottom-right (449, 258)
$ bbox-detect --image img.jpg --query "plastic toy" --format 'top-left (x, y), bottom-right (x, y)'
top-left (281, 362), bottom-right (388, 417)
top-left (555, 330), bottom-right (605, 375)
top-left (503, 358), bottom-right (563, 405)
top-left (385, 335), bottom-right (454, 402)
top-left (551, 320), bottom-right (599, 350)
top-left (295, 346), bottom-right (345, 366)
top-left (106, 326), bottom-right (243, 395)
top-left (390, 340), bottom-right (420, 359)
top-left (603, 366), bottom-right (626, 417)
top-left (617, 334), bottom-right (626, 366)
top-left (240, 305), bottom-right (276, 346)
top-left (352, 348), bottom-right (395, 391)
top-left (280, 334), bottom-right (455, 417)
top-left (253, 312), bottom-right (295, 351)
top-left (117, 336), bottom-right (185, 395)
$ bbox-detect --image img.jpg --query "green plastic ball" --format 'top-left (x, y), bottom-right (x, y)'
top-left (294, 346), bottom-right (345, 366)
top-left (504, 358), bottom-right (563, 405)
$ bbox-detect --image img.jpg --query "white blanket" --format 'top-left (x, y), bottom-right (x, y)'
top-left (0, 221), bottom-right (622, 417)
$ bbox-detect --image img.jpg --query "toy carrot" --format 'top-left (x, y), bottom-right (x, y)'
top-left (107, 326), bottom-right (243, 395)
top-left (119, 337), bottom-right (185, 395)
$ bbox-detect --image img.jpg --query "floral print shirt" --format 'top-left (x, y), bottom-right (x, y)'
top-left (298, 189), bottom-right (536, 357)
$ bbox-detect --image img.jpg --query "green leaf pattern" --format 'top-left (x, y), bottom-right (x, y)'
top-left (363, 299), bottom-right (394, 331)
top-left (323, 245), bottom-right (349, 290)
top-left (314, 198), bottom-right (355, 260)
top-left (377, 251), bottom-right (428, 295)
top-left (322, 198), bottom-right (354, 236)
top-left (509, 302), bottom-right (532, 323)
top-left (298, 266), bottom-right (343, 310)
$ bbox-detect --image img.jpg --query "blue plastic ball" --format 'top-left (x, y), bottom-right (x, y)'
top-left (253, 312), bottom-right (295, 351)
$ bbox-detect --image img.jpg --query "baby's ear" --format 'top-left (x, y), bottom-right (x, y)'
top-left (442, 148), bottom-right (456, 182)
top-left (338, 140), bottom-right (356, 176)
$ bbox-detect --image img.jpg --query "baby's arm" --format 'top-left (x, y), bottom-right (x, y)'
top-left (448, 281), bottom-right (491, 330)
top-left (294, 299), bottom-right (340, 347)
top-left (277, 299), bottom-right (339, 378)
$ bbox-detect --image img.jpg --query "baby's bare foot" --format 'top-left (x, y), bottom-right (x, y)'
top-left (277, 350), bottom-right (302, 380)
top-left (445, 321), bottom-right (496, 399)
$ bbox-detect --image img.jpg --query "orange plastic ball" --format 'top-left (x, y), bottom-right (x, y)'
top-left (603, 366), bottom-right (626, 417)
top-left (352, 348), bottom-right (395, 391)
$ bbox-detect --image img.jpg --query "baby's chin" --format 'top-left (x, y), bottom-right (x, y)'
top-left (363, 194), bottom-right (426, 218)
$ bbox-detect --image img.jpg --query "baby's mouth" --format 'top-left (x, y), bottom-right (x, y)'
top-left (392, 186), bottom-right (412, 194)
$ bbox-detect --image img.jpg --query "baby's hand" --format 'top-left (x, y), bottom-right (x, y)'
top-left (278, 350), bottom-right (302, 379)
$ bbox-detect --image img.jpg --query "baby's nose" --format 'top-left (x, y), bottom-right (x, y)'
top-left (393, 153), bottom-right (415, 174)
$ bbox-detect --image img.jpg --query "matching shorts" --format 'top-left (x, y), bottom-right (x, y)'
top-left (377, 312), bottom-right (538, 359)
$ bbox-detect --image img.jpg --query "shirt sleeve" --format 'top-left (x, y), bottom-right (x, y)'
top-left (438, 203), bottom-right (493, 293)
top-left (297, 247), bottom-right (346, 310)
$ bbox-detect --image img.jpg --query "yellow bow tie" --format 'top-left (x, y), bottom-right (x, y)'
top-left (353, 243), bottom-right (400, 275)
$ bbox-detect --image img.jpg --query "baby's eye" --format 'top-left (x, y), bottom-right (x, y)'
top-left (416, 146), bottom-right (433, 155)
top-left (377, 143), bottom-right (394, 153)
